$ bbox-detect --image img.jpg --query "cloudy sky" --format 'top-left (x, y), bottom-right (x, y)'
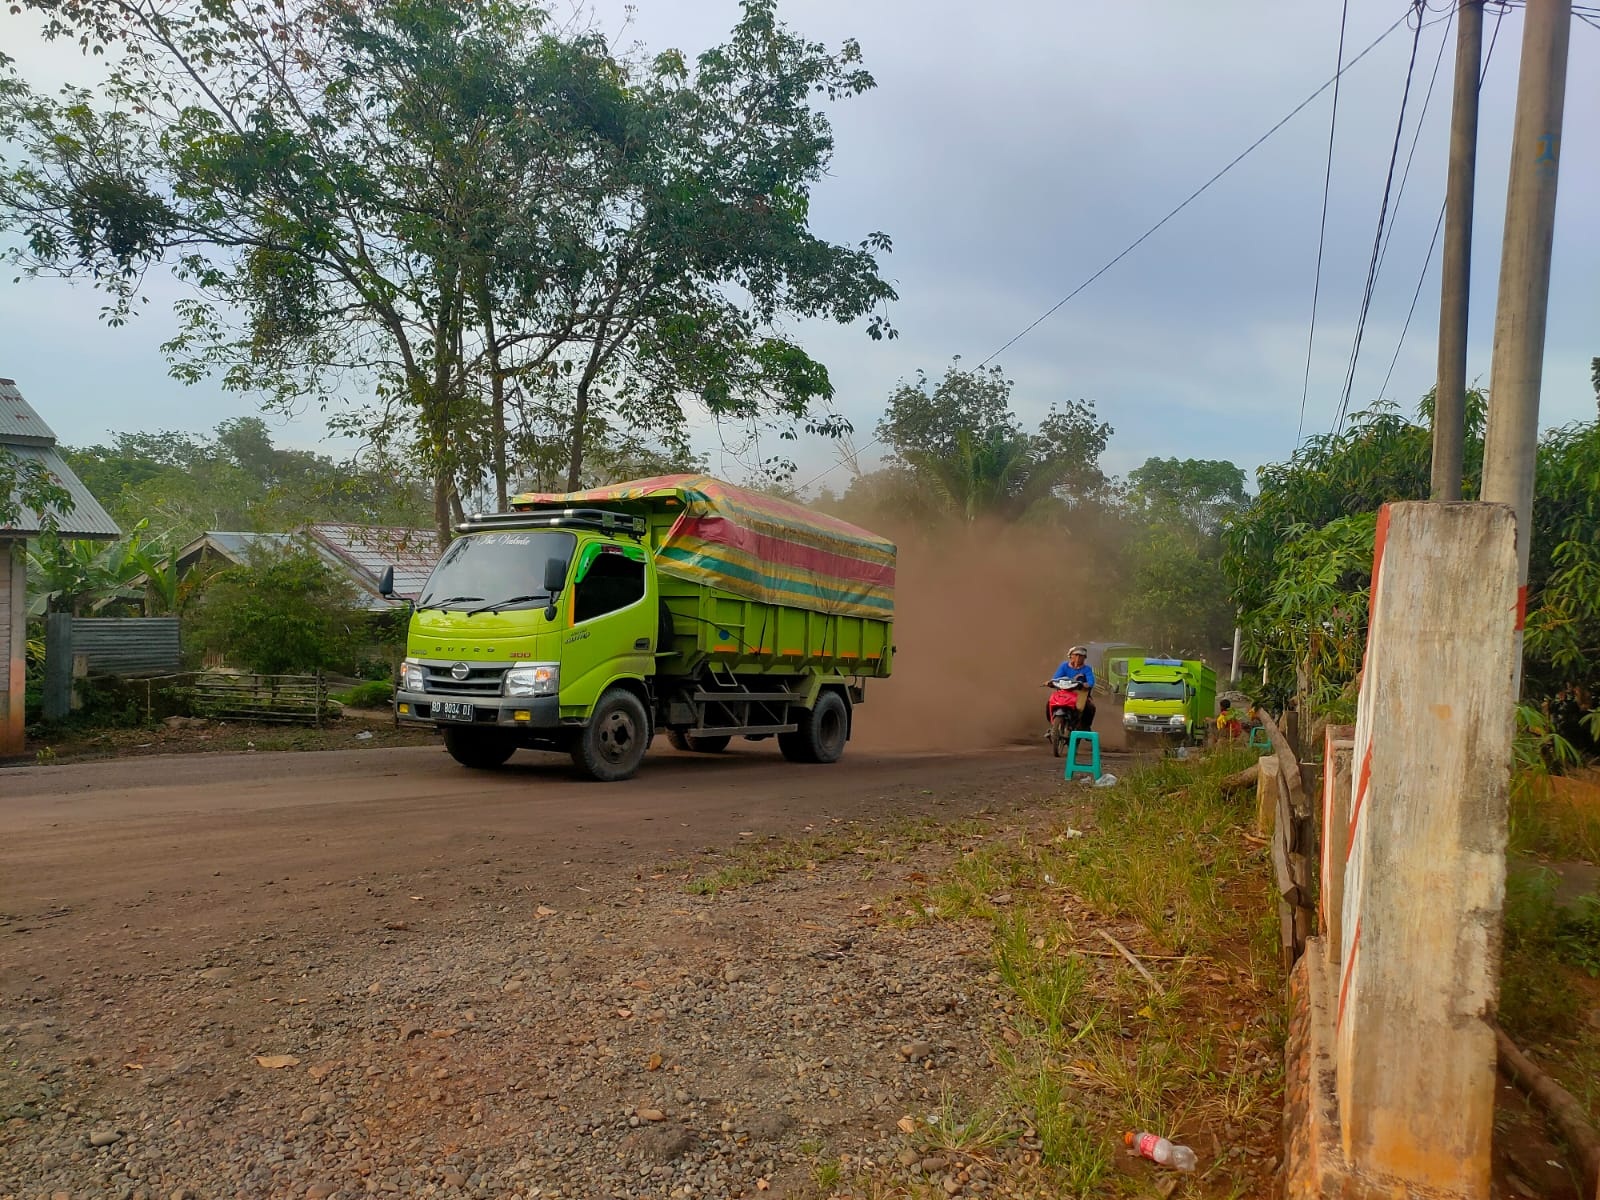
top-left (2, 0), bottom-right (1596, 491)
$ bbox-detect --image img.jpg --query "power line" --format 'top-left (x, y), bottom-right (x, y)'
top-left (1333, 2), bottom-right (1428, 436)
top-left (794, 3), bottom-right (1419, 495)
top-left (1377, 0), bottom-right (1511, 401)
top-left (1295, 0), bottom-right (1354, 446)
top-left (1372, 4), bottom-right (1454, 295)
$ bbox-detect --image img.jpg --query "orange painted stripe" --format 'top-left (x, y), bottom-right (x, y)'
top-left (1368, 504), bottom-right (1392, 630)
top-left (1514, 584), bottom-right (1528, 631)
top-left (1346, 743), bottom-right (1373, 860)
top-left (1336, 918), bottom-right (1362, 1031)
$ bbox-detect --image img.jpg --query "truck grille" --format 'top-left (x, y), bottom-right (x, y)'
top-left (422, 663), bottom-right (507, 696)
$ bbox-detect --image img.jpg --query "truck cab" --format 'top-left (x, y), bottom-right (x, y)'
top-left (1121, 657), bottom-right (1217, 747)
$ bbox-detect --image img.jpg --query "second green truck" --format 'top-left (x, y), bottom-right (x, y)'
top-left (387, 475), bottom-right (895, 782)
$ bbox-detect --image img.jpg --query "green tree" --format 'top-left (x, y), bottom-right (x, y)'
top-left (185, 546), bottom-right (364, 674)
top-left (0, 446), bottom-right (73, 531)
top-left (1, 0), bottom-right (896, 542)
top-left (1127, 457), bottom-right (1248, 535)
top-left (863, 360), bottom-right (1111, 523)
top-left (62, 418), bottom-right (433, 544)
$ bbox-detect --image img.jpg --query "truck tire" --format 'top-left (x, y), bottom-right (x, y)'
top-left (780, 690), bottom-right (849, 764)
top-left (667, 731), bottom-right (732, 753)
top-left (443, 727), bottom-right (517, 770)
top-left (571, 688), bottom-right (650, 782)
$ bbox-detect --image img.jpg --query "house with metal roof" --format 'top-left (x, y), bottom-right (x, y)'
top-left (2, 378), bottom-right (121, 757)
top-left (170, 523), bottom-right (436, 612)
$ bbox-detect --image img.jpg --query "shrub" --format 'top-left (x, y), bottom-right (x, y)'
top-left (185, 545), bottom-right (364, 674)
top-left (335, 680), bottom-right (394, 708)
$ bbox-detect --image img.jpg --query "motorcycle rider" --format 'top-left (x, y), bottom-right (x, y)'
top-left (1046, 645), bottom-right (1097, 733)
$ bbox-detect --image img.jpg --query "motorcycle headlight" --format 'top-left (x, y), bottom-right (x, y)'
top-left (505, 663), bottom-right (559, 697)
top-left (402, 660), bottom-right (425, 692)
top-left (1169, 715), bottom-right (1187, 727)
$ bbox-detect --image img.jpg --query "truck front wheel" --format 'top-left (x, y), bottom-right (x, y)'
top-left (780, 690), bottom-right (849, 764)
top-left (572, 688), bottom-right (650, 782)
top-left (443, 727), bottom-right (517, 770)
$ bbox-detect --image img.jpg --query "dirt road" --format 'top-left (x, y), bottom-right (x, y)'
top-left (1, 741), bottom-right (1104, 1200)
top-left (2, 743), bottom-right (1065, 982)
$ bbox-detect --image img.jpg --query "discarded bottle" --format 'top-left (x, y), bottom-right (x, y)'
top-left (1124, 1130), bottom-right (1197, 1172)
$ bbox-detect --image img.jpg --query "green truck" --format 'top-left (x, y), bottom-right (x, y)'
top-left (385, 475), bottom-right (895, 782)
top-left (1120, 657), bottom-right (1216, 747)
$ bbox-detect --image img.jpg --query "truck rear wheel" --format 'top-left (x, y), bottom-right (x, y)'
top-left (572, 688), bottom-right (650, 782)
top-left (780, 690), bottom-right (849, 764)
top-left (443, 727), bottom-right (517, 770)
top-left (667, 731), bottom-right (732, 754)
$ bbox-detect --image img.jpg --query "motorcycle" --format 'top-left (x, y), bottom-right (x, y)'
top-left (1044, 676), bottom-right (1093, 757)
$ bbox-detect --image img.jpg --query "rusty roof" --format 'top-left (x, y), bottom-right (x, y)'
top-left (0, 378), bottom-right (57, 446)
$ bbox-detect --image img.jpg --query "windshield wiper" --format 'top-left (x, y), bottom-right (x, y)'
top-left (464, 593), bottom-right (548, 616)
top-left (416, 594), bottom-right (484, 611)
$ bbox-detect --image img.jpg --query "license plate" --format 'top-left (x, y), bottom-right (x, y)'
top-left (435, 701), bottom-right (475, 722)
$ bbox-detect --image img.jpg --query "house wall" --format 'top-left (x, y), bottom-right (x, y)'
top-left (1, 538), bottom-right (24, 757)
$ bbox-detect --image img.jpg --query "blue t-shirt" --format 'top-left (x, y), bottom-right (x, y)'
top-left (1052, 661), bottom-right (1095, 688)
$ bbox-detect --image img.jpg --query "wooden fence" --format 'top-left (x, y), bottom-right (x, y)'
top-left (186, 671), bottom-right (331, 725)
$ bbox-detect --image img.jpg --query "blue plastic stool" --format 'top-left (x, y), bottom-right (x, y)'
top-left (1247, 727), bottom-right (1272, 751)
top-left (1064, 730), bottom-right (1101, 781)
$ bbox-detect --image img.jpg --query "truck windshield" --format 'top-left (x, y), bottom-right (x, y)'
top-left (417, 531), bottom-right (576, 612)
top-left (1127, 680), bottom-right (1186, 702)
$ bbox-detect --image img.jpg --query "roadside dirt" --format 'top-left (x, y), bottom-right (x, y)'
top-left (1, 742), bottom-right (1133, 1200)
top-left (20, 714), bottom-right (434, 767)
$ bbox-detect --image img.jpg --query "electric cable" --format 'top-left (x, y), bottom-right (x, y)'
top-left (1333, 1), bottom-right (1428, 436)
top-left (793, 3), bottom-right (1420, 494)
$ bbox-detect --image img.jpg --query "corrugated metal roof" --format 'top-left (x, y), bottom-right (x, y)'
top-left (308, 523), bottom-right (437, 605)
top-left (1, 443), bottom-right (122, 539)
top-left (0, 378), bottom-right (57, 446)
top-left (172, 526), bottom-right (436, 612)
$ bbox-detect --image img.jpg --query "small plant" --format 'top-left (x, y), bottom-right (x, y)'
top-left (334, 680), bottom-right (394, 709)
top-left (34, 745), bottom-right (56, 765)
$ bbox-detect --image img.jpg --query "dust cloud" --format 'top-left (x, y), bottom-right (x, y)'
top-left (851, 519), bottom-right (1121, 753)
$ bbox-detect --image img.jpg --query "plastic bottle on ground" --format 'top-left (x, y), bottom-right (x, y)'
top-left (1124, 1130), bottom-right (1197, 1172)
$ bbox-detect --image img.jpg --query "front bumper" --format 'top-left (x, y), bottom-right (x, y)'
top-left (395, 691), bottom-right (561, 729)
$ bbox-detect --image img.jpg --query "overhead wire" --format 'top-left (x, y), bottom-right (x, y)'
top-left (1377, 0), bottom-right (1512, 401)
top-left (1372, 3), bottom-right (1454, 295)
top-left (792, 2), bottom-right (1419, 495)
top-left (1332, 1), bottom-right (1429, 436)
top-left (1296, 0), bottom-right (1354, 446)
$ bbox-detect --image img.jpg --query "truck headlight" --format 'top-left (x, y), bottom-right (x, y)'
top-left (1169, 715), bottom-right (1187, 727)
top-left (1123, 714), bottom-right (1138, 727)
top-left (505, 663), bottom-right (558, 697)
top-left (402, 660), bottom-right (425, 692)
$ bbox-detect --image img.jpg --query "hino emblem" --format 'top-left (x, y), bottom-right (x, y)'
top-left (450, 662), bottom-right (470, 681)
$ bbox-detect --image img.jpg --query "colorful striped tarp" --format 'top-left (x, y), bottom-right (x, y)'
top-left (509, 474), bottom-right (896, 620)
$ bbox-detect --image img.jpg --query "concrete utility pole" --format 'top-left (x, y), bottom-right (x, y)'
top-left (1431, 0), bottom-right (1484, 502)
top-left (1482, 0), bottom-right (1572, 620)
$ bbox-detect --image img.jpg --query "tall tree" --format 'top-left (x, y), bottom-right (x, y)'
top-left (0, 0), bottom-right (896, 543)
top-left (864, 360), bottom-right (1110, 523)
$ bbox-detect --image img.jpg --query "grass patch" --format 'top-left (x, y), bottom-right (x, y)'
top-left (891, 747), bottom-right (1283, 1197)
top-left (1508, 768), bottom-right (1600, 864)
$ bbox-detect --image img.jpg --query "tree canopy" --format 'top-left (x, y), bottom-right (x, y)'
top-left (0, 0), bottom-right (896, 543)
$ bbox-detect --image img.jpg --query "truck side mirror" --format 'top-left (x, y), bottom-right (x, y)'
top-left (378, 565), bottom-right (396, 599)
top-left (543, 557), bottom-right (567, 621)
top-left (543, 557), bottom-right (568, 594)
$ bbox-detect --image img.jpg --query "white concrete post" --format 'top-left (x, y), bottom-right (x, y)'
top-left (1336, 502), bottom-right (1518, 1196)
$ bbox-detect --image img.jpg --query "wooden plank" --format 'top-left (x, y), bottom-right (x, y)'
top-left (1256, 708), bottom-right (1310, 820)
top-left (1321, 726), bottom-right (1356, 962)
top-left (1335, 501), bottom-right (1518, 1197)
top-left (1254, 754), bottom-right (1280, 838)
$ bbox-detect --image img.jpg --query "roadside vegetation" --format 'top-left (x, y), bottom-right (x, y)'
top-left (680, 750), bottom-right (1282, 1199)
